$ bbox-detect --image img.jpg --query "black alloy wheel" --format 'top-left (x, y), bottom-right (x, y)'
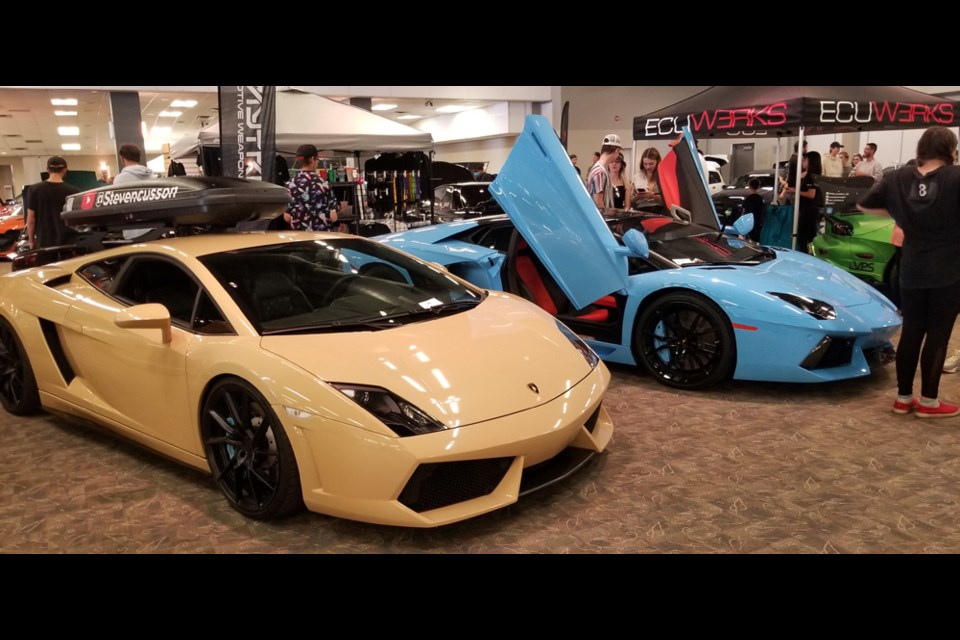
top-left (635, 292), bottom-right (736, 390)
top-left (0, 318), bottom-right (40, 416)
top-left (201, 377), bottom-right (303, 520)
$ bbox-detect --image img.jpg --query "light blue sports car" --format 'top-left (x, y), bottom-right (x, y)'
top-left (378, 115), bottom-right (901, 390)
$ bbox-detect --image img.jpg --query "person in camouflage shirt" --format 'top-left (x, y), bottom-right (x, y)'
top-left (285, 144), bottom-right (340, 231)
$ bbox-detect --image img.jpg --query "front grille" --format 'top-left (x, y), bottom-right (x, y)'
top-left (399, 457), bottom-right (513, 513)
top-left (801, 336), bottom-right (855, 370)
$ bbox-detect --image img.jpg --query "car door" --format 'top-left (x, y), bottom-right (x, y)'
top-left (61, 254), bottom-right (199, 452)
top-left (488, 115), bottom-right (630, 311)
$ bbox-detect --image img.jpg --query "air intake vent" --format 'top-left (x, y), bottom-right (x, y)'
top-left (24, 140), bottom-right (42, 143)
top-left (0, 114), bottom-right (12, 119)
top-left (2, 134), bottom-right (21, 137)
top-left (399, 458), bottom-right (512, 512)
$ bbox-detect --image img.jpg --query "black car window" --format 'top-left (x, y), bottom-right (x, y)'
top-left (454, 223), bottom-right (514, 253)
top-left (193, 290), bottom-right (233, 335)
top-left (78, 256), bottom-right (129, 292)
top-left (113, 258), bottom-right (200, 325)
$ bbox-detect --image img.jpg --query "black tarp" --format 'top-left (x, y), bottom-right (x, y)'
top-left (634, 86), bottom-right (960, 141)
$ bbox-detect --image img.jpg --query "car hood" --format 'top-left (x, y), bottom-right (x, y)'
top-left (831, 210), bottom-right (896, 242)
top-left (260, 292), bottom-right (598, 429)
top-left (692, 247), bottom-right (889, 309)
top-left (714, 188), bottom-right (774, 202)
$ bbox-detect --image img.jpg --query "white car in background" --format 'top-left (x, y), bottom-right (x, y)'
top-left (703, 154), bottom-right (727, 195)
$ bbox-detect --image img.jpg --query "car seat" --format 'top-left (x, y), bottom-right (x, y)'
top-left (514, 239), bottom-right (616, 323)
top-left (251, 272), bottom-right (313, 323)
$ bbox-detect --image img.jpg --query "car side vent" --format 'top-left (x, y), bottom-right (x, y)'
top-left (44, 275), bottom-right (72, 288)
top-left (39, 319), bottom-right (75, 384)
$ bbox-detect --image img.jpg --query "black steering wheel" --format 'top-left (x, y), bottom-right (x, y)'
top-left (322, 274), bottom-right (360, 306)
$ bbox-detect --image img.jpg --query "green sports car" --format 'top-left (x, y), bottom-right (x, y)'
top-left (812, 206), bottom-right (900, 302)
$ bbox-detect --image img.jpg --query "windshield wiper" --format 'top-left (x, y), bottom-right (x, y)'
top-left (379, 298), bottom-right (483, 322)
top-left (263, 318), bottom-right (402, 335)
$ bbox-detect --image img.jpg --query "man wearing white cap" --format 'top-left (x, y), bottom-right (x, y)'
top-left (587, 133), bottom-right (623, 209)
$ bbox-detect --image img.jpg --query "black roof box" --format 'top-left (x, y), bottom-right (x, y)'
top-left (62, 176), bottom-right (291, 230)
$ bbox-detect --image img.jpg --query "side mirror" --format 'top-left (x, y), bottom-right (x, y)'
top-left (725, 213), bottom-right (755, 237)
top-left (622, 228), bottom-right (650, 259)
top-left (115, 304), bottom-right (173, 344)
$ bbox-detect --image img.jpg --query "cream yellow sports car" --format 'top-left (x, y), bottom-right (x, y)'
top-left (0, 180), bottom-right (613, 528)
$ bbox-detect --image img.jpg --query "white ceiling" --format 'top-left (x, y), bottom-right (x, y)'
top-left (0, 88), bottom-right (497, 159)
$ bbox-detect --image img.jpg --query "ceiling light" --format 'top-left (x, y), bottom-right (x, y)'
top-left (144, 140), bottom-right (163, 151)
top-left (158, 110), bottom-right (183, 118)
top-left (151, 126), bottom-right (172, 137)
top-left (61, 143), bottom-right (81, 151)
top-left (397, 115), bottom-right (422, 120)
top-left (54, 110), bottom-right (77, 117)
top-left (58, 126), bottom-right (80, 136)
top-left (372, 103), bottom-right (398, 112)
top-left (170, 100), bottom-right (198, 108)
top-left (51, 98), bottom-right (78, 106)
top-left (436, 104), bottom-right (475, 114)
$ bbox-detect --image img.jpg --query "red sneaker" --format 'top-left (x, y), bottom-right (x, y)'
top-left (892, 398), bottom-right (918, 415)
top-left (916, 401), bottom-right (960, 419)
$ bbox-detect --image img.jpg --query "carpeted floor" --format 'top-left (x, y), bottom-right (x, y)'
top-left (4, 325), bottom-right (960, 554)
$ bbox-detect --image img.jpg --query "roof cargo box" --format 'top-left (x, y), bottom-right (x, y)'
top-left (62, 177), bottom-right (291, 230)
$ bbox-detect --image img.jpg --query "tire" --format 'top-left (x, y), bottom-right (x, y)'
top-left (634, 291), bottom-right (736, 390)
top-left (201, 377), bottom-right (304, 520)
top-left (0, 317), bottom-right (41, 416)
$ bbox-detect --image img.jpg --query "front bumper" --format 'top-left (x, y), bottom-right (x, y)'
top-left (283, 364), bottom-right (613, 527)
top-left (730, 298), bottom-right (900, 383)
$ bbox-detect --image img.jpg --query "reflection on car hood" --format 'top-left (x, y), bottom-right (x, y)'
top-left (260, 293), bottom-right (596, 429)
top-left (713, 248), bottom-right (884, 308)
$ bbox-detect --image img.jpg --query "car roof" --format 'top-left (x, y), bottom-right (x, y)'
top-left (70, 231), bottom-right (360, 263)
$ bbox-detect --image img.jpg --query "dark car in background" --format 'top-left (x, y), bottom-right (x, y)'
top-left (433, 182), bottom-right (502, 222)
top-left (712, 171), bottom-right (777, 225)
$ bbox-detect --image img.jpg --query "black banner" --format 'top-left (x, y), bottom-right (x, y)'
top-left (634, 86), bottom-right (960, 141)
top-left (218, 86), bottom-right (276, 181)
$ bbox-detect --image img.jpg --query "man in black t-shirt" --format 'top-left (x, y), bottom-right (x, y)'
top-left (26, 156), bottom-right (80, 250)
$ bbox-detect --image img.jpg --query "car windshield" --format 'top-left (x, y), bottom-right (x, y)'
top-left (608, 214), bottom-right (769, 266)
top-left (729, 173), bottom-right (776, 189)
top-left (199, 238), bottom-right (485, 334)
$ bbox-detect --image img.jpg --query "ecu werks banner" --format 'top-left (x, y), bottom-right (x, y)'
top-left (634, 86), bottom-right (960, 140)
top-left (218, 86), bottom-right (276, 181)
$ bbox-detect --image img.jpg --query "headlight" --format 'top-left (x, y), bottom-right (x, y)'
top-left (768, 292), bottom-right (837, 320)
top-left (330, 384), bottom-right (445, 437)
top-left (555, 320), bottom-right (600, 368)
top-left (830, 220), bottom-right (854, 236)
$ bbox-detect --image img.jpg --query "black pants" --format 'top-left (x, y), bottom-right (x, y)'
top-left (796, 207), bottom-right (819, 253)
top-left (897, 280), bottom-right (960, 399)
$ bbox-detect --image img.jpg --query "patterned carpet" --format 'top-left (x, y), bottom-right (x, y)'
top-left (5, 327), bottom-right (960, 555)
